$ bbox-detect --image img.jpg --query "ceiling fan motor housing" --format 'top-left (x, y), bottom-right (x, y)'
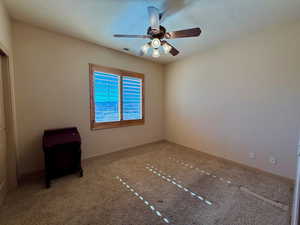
top-left (147, 26), bottom-right (166, 39)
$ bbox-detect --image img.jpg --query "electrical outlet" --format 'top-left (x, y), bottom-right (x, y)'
top-left (249, 152), bottom-right (256, 159)
top-left (269, 156), bottom-right (277, 165)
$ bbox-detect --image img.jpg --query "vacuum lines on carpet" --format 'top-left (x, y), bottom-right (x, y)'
top-left (168, 157), bottom-right (232, 185)
top-left (115, 176), bottom-right (171, 224)
top-left (167, 156), bottom-right (289, 211)
top-left (145, 164), bottom-right (212, 206)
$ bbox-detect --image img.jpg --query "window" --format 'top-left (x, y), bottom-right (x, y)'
top-left (89, 64), bottom-right (144, 130)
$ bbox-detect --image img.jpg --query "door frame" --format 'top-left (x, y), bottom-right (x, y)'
top-left (0, 42), bottom-right (18, 194)
top-left (291, 140), bottom-right (300, 225)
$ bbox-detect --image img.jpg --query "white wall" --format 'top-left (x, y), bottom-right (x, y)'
top-left (165, 22), bottom-right (300, 179)
top-left (12, 21), bottom-right (165, 175)
top-left (0, 0), bottom-right (11, 52)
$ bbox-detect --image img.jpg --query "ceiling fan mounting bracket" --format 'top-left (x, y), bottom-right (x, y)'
top-left (147, 26), bottom-right (166, 40)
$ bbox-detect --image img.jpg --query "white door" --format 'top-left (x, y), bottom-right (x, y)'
top-left (0, 56), bottom-right (7, 186)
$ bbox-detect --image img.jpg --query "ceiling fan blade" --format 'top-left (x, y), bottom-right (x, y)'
top-left (114, 34), bottom-right (150, 38)
top-left (160, 0), bottom-right (186, 22)
top-left (148, 6), bottom-right (160, 31)
top-left (162, 41), bottom-right (179, 56)
top-left (165, 28), bottom-right (201, 39)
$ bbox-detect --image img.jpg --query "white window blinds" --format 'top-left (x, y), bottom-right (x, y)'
top-left (93, 72), bottom-right (120, 122)
top-left (122, 76), bottom-right (142, 120)
top-left (93, 71), bottom-right (143, 124)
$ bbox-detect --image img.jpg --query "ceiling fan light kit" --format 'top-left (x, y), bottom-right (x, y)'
top-left (114, 6), bottom-right (202, 58)
top-left (152, 48), bottom-right (160, 58)
top-left (162, 43), bottom-right (172, 54)
top-left (141, 43), bottom-right (150, 54)
top-left (151, 38), bottom-right (161, 49)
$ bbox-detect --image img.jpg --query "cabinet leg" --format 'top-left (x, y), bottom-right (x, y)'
top-left (79, 168), bottom-right (83, 177)
top-left (46, 179), bottom-right (51, 188)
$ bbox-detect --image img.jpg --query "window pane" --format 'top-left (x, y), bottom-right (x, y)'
top-left (94, 72), bottom-right (120, 122)
top-left (123, 76), bottom-right (142, 120)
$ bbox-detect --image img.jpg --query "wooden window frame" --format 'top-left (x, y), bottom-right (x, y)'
top-left (89, 64), bottom-right (145, 130)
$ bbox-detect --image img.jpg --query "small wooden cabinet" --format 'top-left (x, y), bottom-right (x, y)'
top-left (42, 127), bottom-right (83, 188)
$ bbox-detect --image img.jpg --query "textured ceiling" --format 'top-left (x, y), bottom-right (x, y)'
top-left (4, 0), bottom-right (300, 64)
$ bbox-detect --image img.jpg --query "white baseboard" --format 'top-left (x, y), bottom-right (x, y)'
top-left (0, 180), bottom-right (7, 206)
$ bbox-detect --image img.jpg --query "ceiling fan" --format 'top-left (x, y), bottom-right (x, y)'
top-left (113, 6), bottom-right (201, 58)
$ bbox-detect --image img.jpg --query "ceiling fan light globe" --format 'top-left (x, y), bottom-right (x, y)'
top-left (141, 43), bottom-right (150, 54)
top-left (152, 48), bottom-right (160, 58)
top-left (151, 38), bottom-right (161, 49)
top-left (162, 43), bottom-right (172, 54)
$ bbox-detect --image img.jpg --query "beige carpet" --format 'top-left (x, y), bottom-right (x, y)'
top-left (0, 141), bottom-right (294, 225)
